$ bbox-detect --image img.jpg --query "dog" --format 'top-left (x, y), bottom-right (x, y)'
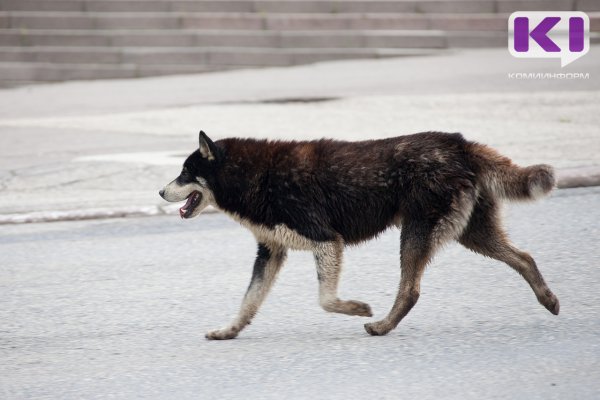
top-left (159, 131), bottom-right (559, 340)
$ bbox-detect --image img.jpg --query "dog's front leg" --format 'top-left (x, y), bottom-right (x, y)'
top-left (205, 243), bottom-right (287, 340)
top-left (314, 240), bottom-right (373, 317)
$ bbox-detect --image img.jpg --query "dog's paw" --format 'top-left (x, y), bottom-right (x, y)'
top-left (347, 300), bottom-right (373, 317)
top-left (205, 326), bottom-right (239, 340)
top-left (324, 299), bottom-right (373, 317)
top-left (364, 320), bottom-right (393, 336)
top-left (539, 291), bottom-right (560, 315)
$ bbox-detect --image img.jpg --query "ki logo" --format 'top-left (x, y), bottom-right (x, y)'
top-left (509, 12), bottom-right (590, 67)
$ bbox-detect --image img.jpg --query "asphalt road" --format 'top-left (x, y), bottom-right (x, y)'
top-left (2, 47), bottom-right (599, 119)
top-left (1, 187), bottom-right (599, 399)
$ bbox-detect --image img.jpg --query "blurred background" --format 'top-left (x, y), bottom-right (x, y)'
top-left (0, 0), bottom-right (598, 86)
top-left (1, 1), bottom-right (600, 399)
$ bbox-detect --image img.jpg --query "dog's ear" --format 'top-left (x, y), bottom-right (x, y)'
top-left (199, 130), bottom-right (216, 161)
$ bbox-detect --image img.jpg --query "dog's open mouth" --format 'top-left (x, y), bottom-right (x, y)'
top-left (179, 191), bottom-right (202, 219)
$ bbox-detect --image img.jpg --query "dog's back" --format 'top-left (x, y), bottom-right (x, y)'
top-left (214, 132), bottom-right (553, 245)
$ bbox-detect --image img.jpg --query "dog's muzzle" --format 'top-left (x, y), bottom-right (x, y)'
top-left (179, 191), bottom-right (203, 219)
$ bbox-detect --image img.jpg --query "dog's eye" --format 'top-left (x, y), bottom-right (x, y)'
top-left (176, 169), bottom-right (194, 185)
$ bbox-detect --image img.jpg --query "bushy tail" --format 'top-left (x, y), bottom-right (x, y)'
top-left (468, 142), bottom-right (555, 201)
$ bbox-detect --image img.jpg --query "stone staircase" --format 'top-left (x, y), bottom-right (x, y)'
top-left (0, 0), bottom-right (598, 86)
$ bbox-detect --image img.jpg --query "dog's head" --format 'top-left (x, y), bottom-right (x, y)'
top-left (159, 131), bottom-right (220, 219)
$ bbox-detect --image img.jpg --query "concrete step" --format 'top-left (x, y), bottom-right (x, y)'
top-left (0, 61), bottom-right (229, 82)
top-left (0, 46), bottom-right (445, 66)
top-left (497, 0), bottom-right (600, 12)
top-left (2, 0), bottom-right (596, 14)
top-left (0, 0), bottom-right (470, 13)
top-left (0, 29), bottom-right (510, 49)
top-left (0, 0), bottom-right (576, 13)
top-left (13, 30), bottom-right (599, 50)
top-left (0, 1), bottom-right (597, 87)
top-left (0, 0), bottom-right (587, 14)
top-left (182, 12), bottom-right (600, 32)
top-left (0, 46), bottom-right (445, 83)
top-left (3, 11), bottom-right (599, 32)
top-left (0, 80), bottom-right (40, 88)
top-left (0, 11), bottom-right (517, 31)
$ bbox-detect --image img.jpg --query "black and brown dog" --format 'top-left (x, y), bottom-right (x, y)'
top-left (160, 131), bottom-right (559, 340)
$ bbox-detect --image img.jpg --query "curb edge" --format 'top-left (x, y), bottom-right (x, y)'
top-left (1, 170), bottom-right (599, 225)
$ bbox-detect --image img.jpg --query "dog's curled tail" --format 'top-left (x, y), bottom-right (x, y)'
top-left (468, 142), bottom-right (556, 201)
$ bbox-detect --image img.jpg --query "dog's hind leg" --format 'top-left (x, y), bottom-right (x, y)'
top-left (205, 243), bottom-right (287, 340)
top-left (314, 240), bottom-right (373, 317)
top-left (459, 196), bottom-right (559, 315)
top-left (364, 220), bottom-right (434, 336)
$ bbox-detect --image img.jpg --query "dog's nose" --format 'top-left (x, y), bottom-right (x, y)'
top-left (159, 189), bottom-right (165, 199)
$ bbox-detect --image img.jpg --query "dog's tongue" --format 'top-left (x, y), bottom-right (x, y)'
top-left (179, 194), bottom-right (197, 218)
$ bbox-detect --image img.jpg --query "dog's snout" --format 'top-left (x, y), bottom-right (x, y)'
top-left (159, 188), bottom-right (165, 199)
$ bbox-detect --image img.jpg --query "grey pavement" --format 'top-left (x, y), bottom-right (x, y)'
top-left (0, 47), bottom-right (600, 222)
top-left (1, 47), bottom-right (600, 119)
top-left (1, 186), bottom-right (599, 399)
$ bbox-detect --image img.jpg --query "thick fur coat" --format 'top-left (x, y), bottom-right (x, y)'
top-left (160, 131), bottom-right (559, 340)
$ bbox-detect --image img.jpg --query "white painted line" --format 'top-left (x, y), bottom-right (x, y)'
top-left (0, 205), bottom-right (218, 225)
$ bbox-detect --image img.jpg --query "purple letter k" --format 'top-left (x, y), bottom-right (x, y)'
top-left (514, 17), bottom-right (561, 52)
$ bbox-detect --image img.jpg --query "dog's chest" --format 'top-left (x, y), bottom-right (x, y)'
top-left (223, 211), bottom-right (316, 250)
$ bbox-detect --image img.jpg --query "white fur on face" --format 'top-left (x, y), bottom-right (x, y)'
top-left (161, 179), bottom-right (199, 202)
top-left (161, 178), bottom-right (215, 218)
